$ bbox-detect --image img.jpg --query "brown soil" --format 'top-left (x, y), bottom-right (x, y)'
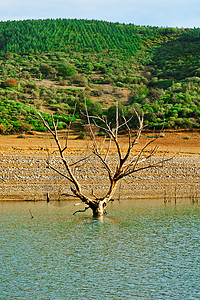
top-left (0, 131), bottom-right (199, 202)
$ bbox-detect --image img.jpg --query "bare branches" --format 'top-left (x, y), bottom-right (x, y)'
top-left (84, 98), bottom-right (98, 152)
top-left (104, 136), bottom-right (112, 162)
top-left (35, 101), bottom-right (174, 216)
top-left (73, 205), bottom-right (90, 215)
top-left (69, 154), bottom-right (92, 167)
top-left (123, 153), bottom-right (175, 178)
top-left (93, 150), bottom-right (113, 182)
top-left (64, 99), bottom-right (77, 151)
top-left (115, 101), bottom-right (119, 139)
top-left (92, 188), bottom-right (99, 200)
top-left (123, 138), bottom-right (157, 172)
top-left (59, 193), bottom-right (77, 199)
top-left (82, 107), bottom-right (122, 161)
top-left (81, 103), bottom-right (174, 196)
top-left (47, 163), bottom-right (74, 184)
top-left (36, 112), bottom-right (93, 207)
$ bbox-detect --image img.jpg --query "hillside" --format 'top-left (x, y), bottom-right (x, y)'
top-left (0, 19), bottom-right (183, 55)
top-left (0, 19), bottom-right (199, 134)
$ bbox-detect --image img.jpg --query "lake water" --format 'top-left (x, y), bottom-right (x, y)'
top-left (0, 200), bottom-right (199, 299)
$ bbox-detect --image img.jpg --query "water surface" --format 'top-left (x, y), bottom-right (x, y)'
top-left (0, 200), bottom-right (199, 299)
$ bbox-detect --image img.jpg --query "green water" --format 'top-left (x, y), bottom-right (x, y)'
top-left (0, 200), bottom-right (199, 299)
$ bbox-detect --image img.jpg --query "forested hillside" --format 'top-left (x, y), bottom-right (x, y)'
top-left (0, 18), bottom-right (199, 134)
top-left (0, 19), bottom-right (183, 55)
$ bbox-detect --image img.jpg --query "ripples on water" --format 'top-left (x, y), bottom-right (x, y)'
top-left (0, 200), bottom-right (199, 299)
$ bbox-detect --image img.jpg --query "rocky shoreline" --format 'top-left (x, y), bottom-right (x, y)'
top-left (0, 149), bottom-right (199, 203)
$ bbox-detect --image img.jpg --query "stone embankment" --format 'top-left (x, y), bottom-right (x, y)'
top-left (0, 150), bottom-right (199, 202)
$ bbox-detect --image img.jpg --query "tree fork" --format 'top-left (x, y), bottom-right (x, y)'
top-left (36, 103), bottom-right (173, 217)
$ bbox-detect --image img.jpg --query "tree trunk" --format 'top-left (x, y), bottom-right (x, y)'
top-left (92, 200), bottom-right (107, 217)
top-left (90, 181), bottom-right (118, 217)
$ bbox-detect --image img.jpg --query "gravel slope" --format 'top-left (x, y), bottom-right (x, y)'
top-left (0, 150), bottom-right (199, 202)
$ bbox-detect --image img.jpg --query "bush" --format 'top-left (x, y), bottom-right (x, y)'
top-left (4, 78), bottom-right (18, 87)
top-left (20, 71), bottom-right (31, 79)
top-left (39, 64), bottom-right (56, 78)
top-left (91, 90), bottom-right (102, 97)
top-left (0, 124), bottom-right (6, 134)
top-left (71, 74), bottom-right (88, 86)
top-left (116, 82), bottom-right (125, 87)
top-left (76, 131), bottom-right (86, 139)
top-left (57, 61), bottom-right (77, 77)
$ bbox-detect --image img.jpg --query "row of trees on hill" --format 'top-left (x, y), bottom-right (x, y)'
top-left (0, 19), bottom-right (187, 56)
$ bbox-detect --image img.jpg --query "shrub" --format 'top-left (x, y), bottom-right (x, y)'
top-left (58, 79), bottom-right (68, 86)
top-left (33, 99), bottom-right (43, 109)
top-left (71, 74), bottom-right (88, 86)
top-left (76, 131), bottom-right (86, 139)
top-left (20, 70), bottom-right (31, 79)
top-left (91, 90), bottom-right (102, 97)
top-left (0, 124), bottom-right (6, 134)
top-left (116, 82), bottom-right (124, 87)
top-left (39, 64), bottom-right (56, 78)
top-left (57, 62), bottom-right (77, 77)
top-left (4, 78), bottom-right (18, 87)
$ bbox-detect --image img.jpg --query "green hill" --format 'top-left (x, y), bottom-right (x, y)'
top-left (0, 19), bottom-right (183, 56)
top-left (0, 19), bottom-right (199, 133)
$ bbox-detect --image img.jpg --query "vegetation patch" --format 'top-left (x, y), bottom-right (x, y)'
top-left (0, 19), bottom-right (200, 133)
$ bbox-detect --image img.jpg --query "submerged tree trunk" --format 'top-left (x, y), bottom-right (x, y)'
top-left (71, 188), bottom-right (108, 217)
top-left (92, 200), bottom-right (107, 217)
top-left (90, 182), bottom-right (118, 217)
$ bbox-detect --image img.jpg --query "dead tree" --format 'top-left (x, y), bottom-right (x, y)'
top-left (37, 103), bottom-right (173, 217)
